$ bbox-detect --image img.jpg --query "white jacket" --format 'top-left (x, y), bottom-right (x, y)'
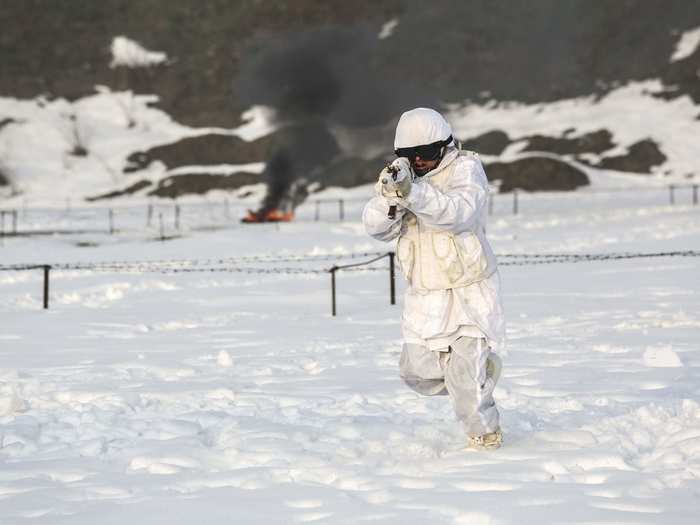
top-left (363, 148), bottom-right (505, 351)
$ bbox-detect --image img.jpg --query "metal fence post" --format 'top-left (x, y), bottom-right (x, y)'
top-left (109, 209), bottom-right (114, 234)
top-left (159, 213), bottom-right (165, 241)
top-left (693, 184), bottom-right (698, 206)
top-left (669, 184), bottom-right (675, 205)
top-left (174, 203), bottom-right (181, 230)
top-left (388, 251), bottom-right (396, 305)
top-left (338, 199), bottom-right (344, 222)
top-left (330, 266), bottom-right (337, 316)
top-left (147, 203), bottom-right (153, 227)
top-left (315, 200), bottom-right (320, 221)
top-left (513, 189), bottom-right (519, 215)
top-left (43, 265), bottom-right (51, 309)
top-left (12, 210), bottom-right (17, 234)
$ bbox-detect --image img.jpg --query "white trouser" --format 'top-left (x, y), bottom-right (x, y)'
top-left (398, 336), bottom-right (499, 437)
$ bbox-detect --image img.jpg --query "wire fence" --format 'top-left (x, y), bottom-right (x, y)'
top-left (2, 250), bottom-right (698, 314)
top-left (498, 250), bottom-right (700, 266)
top-left (0, 251), bottom-right (389, 274)
top-left (1, 183), bottom-right (698, 241)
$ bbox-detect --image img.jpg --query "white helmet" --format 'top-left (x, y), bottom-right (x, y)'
top-left (394, 107), bottom-right (453, 149)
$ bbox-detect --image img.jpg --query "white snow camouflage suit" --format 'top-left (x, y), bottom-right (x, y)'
top-left (362, 109), bottom-right (505, 437)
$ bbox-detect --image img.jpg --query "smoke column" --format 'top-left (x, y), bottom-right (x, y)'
top-left (235, 24), bottom-right (440, 212)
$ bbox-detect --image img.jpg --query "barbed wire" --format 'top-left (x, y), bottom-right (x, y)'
top-left (498, 250), bottom-right (700, 266)
top-left (158, 265), bottom-right (388, 275)
top-left (0, 264), bottom-right (47, 272)
top-left (0, 252), bottom-right (392, 275)
top-left (498, 251), bottom-right (699, 258)
top-left (142, 266), bottom-right (329, 275)
top-left (0, 251), bottom-right (389, 272)
top-left (1, 250), bottom-right (698, 275)
top-left (332, 253), bottom-right (390, 271)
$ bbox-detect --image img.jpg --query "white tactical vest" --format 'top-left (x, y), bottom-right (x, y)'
top-left (395, 152), bottom-right (497, 291)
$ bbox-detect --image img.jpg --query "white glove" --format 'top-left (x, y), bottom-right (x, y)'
top-left (378, 158), bottom-right (412, 199)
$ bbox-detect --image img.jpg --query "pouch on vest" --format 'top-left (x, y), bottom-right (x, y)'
top-left (397, 230), bottom-right (488, 290)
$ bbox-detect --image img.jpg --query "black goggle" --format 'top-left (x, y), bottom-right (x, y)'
top-left (394, 136), bottom-right (452, 161)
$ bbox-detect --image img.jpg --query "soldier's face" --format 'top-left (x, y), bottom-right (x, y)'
top-left (412, 156), bottom-right (439, 176)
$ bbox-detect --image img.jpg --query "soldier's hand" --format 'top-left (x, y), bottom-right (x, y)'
top-left (379, 158), bottom-right (412, 199)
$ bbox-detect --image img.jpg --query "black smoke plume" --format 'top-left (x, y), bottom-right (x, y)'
top-left (237, 26), bottom-right (435, 126)
top-left (259, 120), bottom-right (339, 214)
top-left (235, 24), bottom-right (439, 214)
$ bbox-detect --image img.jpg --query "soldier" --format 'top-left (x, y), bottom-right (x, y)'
top-left (363, 108), bottom-right (505, 449)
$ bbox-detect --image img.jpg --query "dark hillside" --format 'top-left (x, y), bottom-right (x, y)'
top-left (0, 0), bottom-right (400, 127)
top-left (3, 1), bottom-right (700, 127)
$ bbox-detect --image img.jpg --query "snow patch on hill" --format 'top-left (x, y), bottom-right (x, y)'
top-left (448, 80), bottom-right (700, 180)
top-left (110, 36), bottom-right (168, 68)
top-left (0, 89), bottom-right (274, 205)
top-left (670, 26), bottom-right (700, 62)
top-left (1, 79), bottom-right (699, 205)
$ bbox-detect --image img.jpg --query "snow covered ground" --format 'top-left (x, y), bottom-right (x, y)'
top-left (1, 189), bottom-right (699, 524)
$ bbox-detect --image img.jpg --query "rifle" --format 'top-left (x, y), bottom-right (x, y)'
top-left (381, 163), bottom-right (400, 219)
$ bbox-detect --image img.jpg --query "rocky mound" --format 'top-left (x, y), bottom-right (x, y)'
top-left (86, 181), bottom-right (152, 201)
top-left (116, 124), bottom-right (665, 199)
top-left (485, 157), bottom-right (589, 193)
top-left (521, 130), bottom-right (615, 156)
top-left (147, 173), bottom-right (263, 199)
top-left (460, 131), bottom-right (511, 156)
top-left (124, 134), bottom-right (272, 173)
top-left (594, 139), bottom-right (667, 173)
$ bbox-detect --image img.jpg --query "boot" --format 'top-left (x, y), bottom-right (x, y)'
top-left (468, 427), bottom-right (503, 450)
